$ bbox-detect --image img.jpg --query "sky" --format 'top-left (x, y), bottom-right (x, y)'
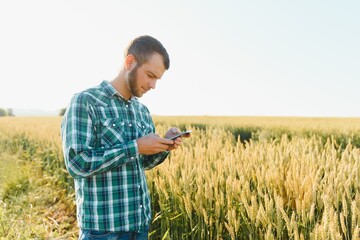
top-left (0, 0), bottom-right (359, 117)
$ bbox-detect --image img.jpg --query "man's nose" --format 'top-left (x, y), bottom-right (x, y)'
top-left (149, 80), bottom-right (156, 89)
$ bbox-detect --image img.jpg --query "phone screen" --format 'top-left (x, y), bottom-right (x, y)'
top-left (169, 130), bottom-right (192, 140)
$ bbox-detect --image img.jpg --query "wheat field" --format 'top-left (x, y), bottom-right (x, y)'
top-left (1, 116), bottom-right (360, 239)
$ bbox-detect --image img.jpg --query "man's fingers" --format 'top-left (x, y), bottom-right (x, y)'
top-left (182, 133), bottom-right (191, 138)
top-left (171, 127), bottom-right (179, 134)
top-left (137, 133), bottom-right (185, 155)
top-left (173, 138), bottom-right (182, 145)
top-left (159, 137), bottom-right (175, 145)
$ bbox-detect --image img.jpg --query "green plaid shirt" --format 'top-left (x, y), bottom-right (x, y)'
top-left (61, 80), bottom-right (169, 232)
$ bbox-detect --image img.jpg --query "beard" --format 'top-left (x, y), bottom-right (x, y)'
top-left (127, 65), bottom-right (142, 97)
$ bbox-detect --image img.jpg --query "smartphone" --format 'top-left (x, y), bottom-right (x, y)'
top-left (169, 130), bottom-right (192, 140)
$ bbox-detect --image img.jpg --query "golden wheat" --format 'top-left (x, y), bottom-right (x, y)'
top-left (1, 116), bottom-right (360, 239)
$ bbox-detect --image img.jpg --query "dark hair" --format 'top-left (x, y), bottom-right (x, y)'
top-left (124, 35), bottom-right (170, 70)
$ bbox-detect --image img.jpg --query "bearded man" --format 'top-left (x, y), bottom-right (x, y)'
top-left (61, 35), bottom-right (187, 240)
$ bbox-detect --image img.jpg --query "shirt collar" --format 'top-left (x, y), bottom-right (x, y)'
top-left (100, 80), bottom-right (137, 102)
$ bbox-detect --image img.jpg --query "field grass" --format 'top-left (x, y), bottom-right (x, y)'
top-left (1, 116), bottom-right (360, 239)
top-left (0, 152), bottom-right (77, 239)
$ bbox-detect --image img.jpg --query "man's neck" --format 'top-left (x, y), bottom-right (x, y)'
top-left (111, 72), bottom-right (132, 100)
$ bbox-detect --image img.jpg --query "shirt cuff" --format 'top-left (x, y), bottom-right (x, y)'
top-left (160, 150), bottom-right (170, 158)
top-left (124, 140), bottom-right (139, 161)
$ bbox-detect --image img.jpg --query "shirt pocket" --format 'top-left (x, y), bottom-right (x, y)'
top-left (135, 119), bottom-right (153, 138)
top-left (100, 118), bottom-right (127, 147)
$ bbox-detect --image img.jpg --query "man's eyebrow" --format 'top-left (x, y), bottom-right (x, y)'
top-left (147, 71), bottom-right (160, 79)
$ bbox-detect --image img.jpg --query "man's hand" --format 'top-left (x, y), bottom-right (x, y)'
top-left (136, 134), bottom-right (174, 155)
top-left (164, 127), bottom-right (191, 150)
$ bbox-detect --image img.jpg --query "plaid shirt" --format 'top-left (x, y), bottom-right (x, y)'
top-left (61, 80), bottom-right (169, 232)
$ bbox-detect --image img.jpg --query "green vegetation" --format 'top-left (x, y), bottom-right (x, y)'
top-left (0, 109), bottom-right (8, 117)
top-left (59, 108), bottom-right (66, 116)
top-left (0, 152), bottom-right (77, 239)
top-left (0, 108), bottom-right (14, 117)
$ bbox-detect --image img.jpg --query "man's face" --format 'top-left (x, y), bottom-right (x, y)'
top-left (127, 53), bottom-right (166, 98)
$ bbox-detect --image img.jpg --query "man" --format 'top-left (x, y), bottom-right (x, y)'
top-left (61, 35), bottom-right (188, 239)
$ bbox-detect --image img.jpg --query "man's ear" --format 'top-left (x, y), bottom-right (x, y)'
top-left (125, 54), bottom-right (137, 71)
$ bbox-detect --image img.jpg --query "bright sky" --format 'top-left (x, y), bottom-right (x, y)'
top-left (0, 0), bottom-right (359, 117)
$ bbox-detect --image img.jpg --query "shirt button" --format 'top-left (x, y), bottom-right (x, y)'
top-left (140, 205), bottom-right (143, 208)
top-left (131, 157), bottom-right (134, 160)
top-left (126, 105), bottom-right (129, 107)
top-left (129, 124), bottom-right (132, 127)
top-left (138, 185), bottom-right (141, 189)
top-left (112, 124), bottom-right (116, 127)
